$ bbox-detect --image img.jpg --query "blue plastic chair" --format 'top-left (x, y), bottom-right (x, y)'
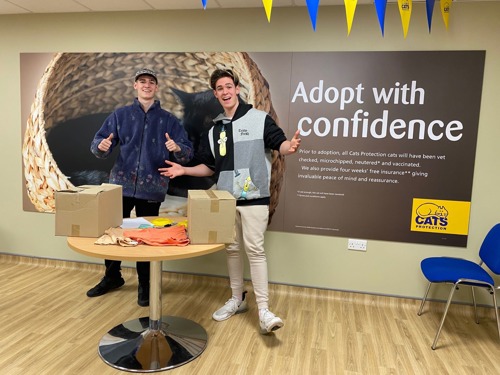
top-left (417, 223), bottom-right (500, 349)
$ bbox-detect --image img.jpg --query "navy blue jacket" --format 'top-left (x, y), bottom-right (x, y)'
top-left (91, 98), bottom-right (193, 202)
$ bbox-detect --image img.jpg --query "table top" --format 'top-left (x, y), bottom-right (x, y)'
top-left (67, 217), bottom-right (226, 262)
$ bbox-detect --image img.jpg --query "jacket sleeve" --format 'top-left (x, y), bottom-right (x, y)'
top-left (196, 130), bottom-right (216, 171)
top-left (168, 116), bottom-right (194, 165)
top-left (90, 112), bottom-right (118, 159)
top-left (263, 115), bottom-right (287, 151)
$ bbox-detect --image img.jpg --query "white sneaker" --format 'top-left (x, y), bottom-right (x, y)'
top-left (259, 309), bottom-right (284, 334)
top-left (212, 295), bottom-right (248, 321)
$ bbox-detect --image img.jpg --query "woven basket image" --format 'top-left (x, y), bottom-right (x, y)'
top-left (22, 52), bottom-right (286, 222)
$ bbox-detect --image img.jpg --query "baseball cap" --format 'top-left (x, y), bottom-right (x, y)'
top-left (135, 68), bottom-right (158, 83)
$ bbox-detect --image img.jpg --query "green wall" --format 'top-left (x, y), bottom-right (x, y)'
top-left (2, 4), bottom-right (500, 304)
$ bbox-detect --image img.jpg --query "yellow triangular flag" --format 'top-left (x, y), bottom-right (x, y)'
top-left (262, 0), bottom-right (273, 22)
top-left (344, 0), bottom-right (358, 36)
top-left (398, 0), bottom-right (412, 39)
top-left (440, 0), bottom-right (451, 30)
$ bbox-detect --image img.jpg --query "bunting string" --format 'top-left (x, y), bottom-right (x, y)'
top-left (200, 1), bottom-right (452, 36)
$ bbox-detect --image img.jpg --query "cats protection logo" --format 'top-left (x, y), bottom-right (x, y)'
top-left (410, 198), bottom-right (471, 235)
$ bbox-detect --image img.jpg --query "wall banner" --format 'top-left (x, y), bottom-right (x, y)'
top-left (21, 51), bottom-right (485, 247)
top-left (267, 51), bottom-right (484, 247)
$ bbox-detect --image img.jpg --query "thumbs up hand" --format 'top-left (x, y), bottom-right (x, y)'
top-left (165, 133), bottom-right (181, 152)
top-left (98, 133), bottom-right (114, 152)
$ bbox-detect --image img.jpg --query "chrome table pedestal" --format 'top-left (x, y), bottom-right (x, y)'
top-left (98, 261), bottom-right (207, 372)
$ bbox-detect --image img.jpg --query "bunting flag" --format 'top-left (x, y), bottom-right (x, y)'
top-left (426, 0), bottom-right (435, 32)
top-left (440, 0), bottom-right (451, 29)
top-left (344, 0), bottom-right (358, 36)
top-left (262, 0), bottom-right (273, 22)
top-left (306, 0), bottom-right (320, 31)
top-left (397, 0), bottom-right (412, 39)
top-left (374, 0), bottom-right (387, 36)
top-left (196, 0), bottom-right (449, 37)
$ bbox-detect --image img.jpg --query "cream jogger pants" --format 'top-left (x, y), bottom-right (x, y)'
top-left (226, 204), bottom-right (270, 310)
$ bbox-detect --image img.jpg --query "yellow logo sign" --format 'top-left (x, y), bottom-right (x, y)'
top-left (410, 198), bottom-right (470, 235)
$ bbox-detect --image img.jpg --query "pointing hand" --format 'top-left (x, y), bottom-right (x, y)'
top-left (288, 130), bottom-right (301, 153)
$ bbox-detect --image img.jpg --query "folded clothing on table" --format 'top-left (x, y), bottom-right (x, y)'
top-left (124, 225), bottom-right (190, 246)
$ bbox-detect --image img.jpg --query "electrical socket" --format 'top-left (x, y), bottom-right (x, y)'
top-left (348, 239), bottom-right (367, 251)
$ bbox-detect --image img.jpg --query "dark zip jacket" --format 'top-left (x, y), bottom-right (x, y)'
top-left (91, 98), bottom-right (193, 202)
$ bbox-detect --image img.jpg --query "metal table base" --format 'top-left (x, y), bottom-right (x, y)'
top-left (97, 261), bottom-right (207, 372)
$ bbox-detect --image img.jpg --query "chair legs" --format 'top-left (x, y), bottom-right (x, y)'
top-left (491, 289), bottom-right (500, 340)
top-left (419, 282), bottom-right (500, 349)
top-left (471, 287), bottom-right (479, 324)
top-left (417, 282), bottom-right (432, 316)
top-left (431, 284), bottom-right (458, 350)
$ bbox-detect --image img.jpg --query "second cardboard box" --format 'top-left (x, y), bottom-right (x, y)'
top-left (187, 190), bottom-right (236, 244)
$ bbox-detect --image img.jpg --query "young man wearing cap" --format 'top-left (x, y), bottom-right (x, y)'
top-left (88, 68), bottom-right (193, 307)
top-left (159, 68), bottom-right (301, 334)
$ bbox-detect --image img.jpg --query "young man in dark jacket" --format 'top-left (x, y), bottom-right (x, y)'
top-left (88, 68), bottom-right (193, 306)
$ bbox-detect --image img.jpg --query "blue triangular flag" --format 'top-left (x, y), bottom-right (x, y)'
top-left (201, 0), bottom-right (207, 9)
top-left (306, 0), bottom-right (320, 31)
top-left (374, 0), bottom-right (387, 36)
top-left (426, 0), bottom-right (436, 32)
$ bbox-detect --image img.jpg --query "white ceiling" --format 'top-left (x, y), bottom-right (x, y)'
top-left (0, 0), bottom-right (397, 15)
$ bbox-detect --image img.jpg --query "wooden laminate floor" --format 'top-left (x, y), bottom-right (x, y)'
top-left (1, 254), bottom-right (499, 375)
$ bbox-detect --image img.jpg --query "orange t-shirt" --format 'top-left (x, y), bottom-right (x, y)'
top-left (124, 225), bottom-right (189, 246)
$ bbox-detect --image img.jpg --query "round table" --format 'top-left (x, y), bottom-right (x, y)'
top-left (67, 222), bottom-right (225, 373)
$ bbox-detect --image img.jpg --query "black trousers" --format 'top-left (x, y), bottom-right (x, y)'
top-left (104, 197), bottom-right (161, 285)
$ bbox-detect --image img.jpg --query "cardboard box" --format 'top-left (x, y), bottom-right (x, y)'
top-left (187, 190), bottom-right (236, 244)
top-left (55, 183), bottom-right (122, 237)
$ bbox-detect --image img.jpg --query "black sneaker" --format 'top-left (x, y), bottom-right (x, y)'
top-left (86, 277), bottom-right (125, 297)
top-left (138, 284), bottom-right (150, 307)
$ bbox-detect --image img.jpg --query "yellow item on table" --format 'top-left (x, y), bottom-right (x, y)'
top-left (149, 218), bottom-right (188, 228)
top-left (149, 218), bottom-right (174, 227)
